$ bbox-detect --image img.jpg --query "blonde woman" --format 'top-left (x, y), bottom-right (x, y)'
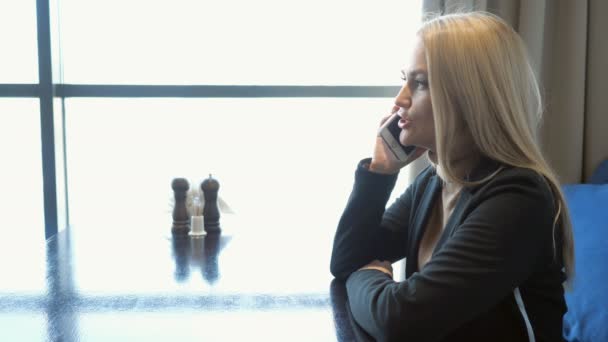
top-left (330, 12), bottom-right (574, 342)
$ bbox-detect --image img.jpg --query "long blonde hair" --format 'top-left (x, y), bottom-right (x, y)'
top-left (418, 12), bottom-right (575, 283)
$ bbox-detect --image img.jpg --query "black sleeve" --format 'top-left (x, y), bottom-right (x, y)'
top-left (330, 158), bottom-right (417, 280)
top-left (345, 171), bottom-right (555, 342)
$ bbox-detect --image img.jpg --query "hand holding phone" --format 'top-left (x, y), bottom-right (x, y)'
top-left (378, 113), bottom-right (417, 162)
top-left (369, 112), bottom-right (426, 174)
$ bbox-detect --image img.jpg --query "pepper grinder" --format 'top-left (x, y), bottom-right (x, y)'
top-left (171, 178), bottom-right (190, 235)
top-left (201, 174), bottom-right (221, 233)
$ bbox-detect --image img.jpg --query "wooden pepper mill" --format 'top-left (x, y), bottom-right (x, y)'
top-left (171, 178), bottom-right (190, 235)
top-left (201, 174), bottom-right (221, 234)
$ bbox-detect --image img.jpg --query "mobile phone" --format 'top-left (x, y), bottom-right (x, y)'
top-left (378, 114), bottom-right (416, 162)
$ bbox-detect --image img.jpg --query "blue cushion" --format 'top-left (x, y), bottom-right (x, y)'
top-left (590, 160), bottom-right (608, 184)
top-left (562, 184), bottom-right (608, 342)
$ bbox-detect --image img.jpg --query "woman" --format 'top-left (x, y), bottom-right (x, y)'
top-left (330, 12), bottom-right (574, 342)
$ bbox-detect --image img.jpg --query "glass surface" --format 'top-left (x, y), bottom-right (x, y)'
top-left (64, 98), bottom-right (412, 237)
top-left (0, 99), bottom-right (45, 242)
top-left (0, 314), bottom-right (47, 341)
top-left (60, 0), bottom-right (422, 85)
top-left (53, 98), bottom-right (68, 230)
top-left (78, 310), bottom-right (337, 341)
top-left (0, 0), bottom-right (38, 83)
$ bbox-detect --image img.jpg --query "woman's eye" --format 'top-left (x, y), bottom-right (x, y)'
top-left (415, 80), bottom-right (428, 88)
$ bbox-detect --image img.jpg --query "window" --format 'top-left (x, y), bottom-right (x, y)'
top-left (0, 0), bottom-right (423, 238)
top-left (59, 0), bottom-right (422, 236)
top-left (64, 98), bottom-right (416, 235)
top-left (0, 99), bottom-right (45, 241)
top-left (60, 0), bottom-right (422, 85)
top-left (0, 0), bottom-right (39, 83)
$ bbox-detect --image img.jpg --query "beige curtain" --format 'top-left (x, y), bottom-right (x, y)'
top-left (415, 0), bottom-right (608, 184)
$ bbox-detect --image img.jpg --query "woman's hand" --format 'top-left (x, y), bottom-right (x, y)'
top-left (370, 106), bottom-right (427, 174)
top-left (358, 260), bottom-right (394, 277)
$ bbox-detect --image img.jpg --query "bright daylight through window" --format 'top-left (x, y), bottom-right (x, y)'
top-left (1, 0), bottom-right (423, 239)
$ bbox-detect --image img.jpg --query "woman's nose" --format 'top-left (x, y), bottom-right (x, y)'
top-left (394, 96), bottom-right (411, 112)
top-left (394, 86), bottom-right (411, 110)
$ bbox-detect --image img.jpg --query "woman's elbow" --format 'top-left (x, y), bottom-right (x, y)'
top-left (330, 257), bottom-right (353, 280)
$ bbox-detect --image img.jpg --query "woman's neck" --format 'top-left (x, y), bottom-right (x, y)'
top-left (428, 150), bottom-right (480, 191)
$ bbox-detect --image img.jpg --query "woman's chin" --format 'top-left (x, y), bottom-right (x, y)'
top-left (399, 137), bottom-right (415, 146)
top-left (399, 131), bottom-right (415, 146)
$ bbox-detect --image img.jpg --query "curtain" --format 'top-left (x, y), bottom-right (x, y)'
top-left (416, 0), bottom-right (608, 184)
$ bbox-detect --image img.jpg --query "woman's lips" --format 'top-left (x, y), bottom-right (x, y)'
top-left (398, 118), bottom-right (412, 129)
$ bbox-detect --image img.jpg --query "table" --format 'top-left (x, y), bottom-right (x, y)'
top-left (0, 217), bottom-right (374, 341)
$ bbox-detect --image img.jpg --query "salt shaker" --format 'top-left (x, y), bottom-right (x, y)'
top-left (201, 174), bottom-right (221, 233)
top-left (190, 195), bottom-right (205, 236)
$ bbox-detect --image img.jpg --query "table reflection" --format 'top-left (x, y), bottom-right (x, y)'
top-left (171, 234), bottom-right (232, 284)
top-left (45, 227), bottom-right (78, 342)
top-left (0, 226), bottom-right (367, 341)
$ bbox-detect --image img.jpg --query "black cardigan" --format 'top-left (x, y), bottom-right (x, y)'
top-left (330, 158), bottom-right (567, 342)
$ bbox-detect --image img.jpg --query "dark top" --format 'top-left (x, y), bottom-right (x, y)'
top-left (330, 158), bottom-right (567, 342)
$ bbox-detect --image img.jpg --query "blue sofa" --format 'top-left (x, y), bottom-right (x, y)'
top-left (563, 160), bottom-right (608, 341)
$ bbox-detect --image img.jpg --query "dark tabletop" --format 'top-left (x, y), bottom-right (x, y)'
top-left (0, 216), bottom-right (373, 341)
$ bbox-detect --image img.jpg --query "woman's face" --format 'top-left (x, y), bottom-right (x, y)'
top-left (395, 37), bottom-right (436, 152)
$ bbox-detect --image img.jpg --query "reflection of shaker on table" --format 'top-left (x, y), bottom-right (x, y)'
top-left (201, 174), bottom-right (221, 233)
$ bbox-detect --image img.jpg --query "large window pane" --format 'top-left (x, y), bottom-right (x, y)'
top-left (0, 99), bottom-right (44, 241)
top-left (0, 314), bottom-right (47, 342)
top-left (0, 0), bottom-right (38, 83)
top-left (60, 0), bottom-right (422, 85)
top-left (65, 98), bottom-right (411, 237)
